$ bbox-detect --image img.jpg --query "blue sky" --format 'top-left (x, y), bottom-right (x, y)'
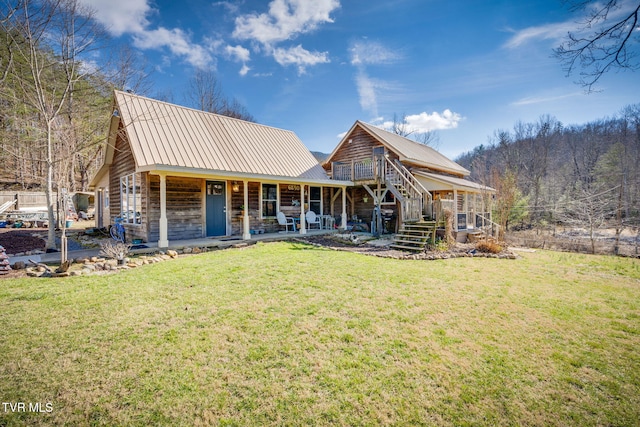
top-left (84, 0), bottom-right (640, 159)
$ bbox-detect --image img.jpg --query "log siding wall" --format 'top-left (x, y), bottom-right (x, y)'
top-left (109, 123), bottom-right (150, 242)
top-left (324, 127), bottom-right (384, 174)
top-left (229, 181), bottom-right (277, 235)
top-left (148, 176), bottom-right (204, 242)
top-left (323, 126), bottom-right (401, 230)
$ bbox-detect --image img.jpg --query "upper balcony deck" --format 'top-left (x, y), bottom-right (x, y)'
top-left (330, 158), bottom-right (384, 182)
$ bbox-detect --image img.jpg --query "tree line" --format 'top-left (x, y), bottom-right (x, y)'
top-left (456, 104), bottom-right (640, 253)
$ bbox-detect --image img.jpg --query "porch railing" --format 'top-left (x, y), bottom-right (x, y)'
top-left (475, 213), bottom-right (500, 238)
top-left (434, 199), bottom-right (454, 226)
top-left (332, 159), bottom-right (378, 181)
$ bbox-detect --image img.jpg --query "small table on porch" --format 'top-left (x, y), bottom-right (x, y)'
top-left (319, 215), bottom-right (335, 230)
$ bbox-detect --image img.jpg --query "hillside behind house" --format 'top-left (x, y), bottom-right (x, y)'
top-left (455, 107), bottom-right (640, 252)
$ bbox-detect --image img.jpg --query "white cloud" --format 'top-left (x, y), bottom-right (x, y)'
top-left (272, 45), bottom-right (329, 74)
top-left (225, 45), bottom-right (251, 75)
top-left (349, 40), bottom-right (401, 117)
top-left (133, 28), bottom-right (213, 69)
top-left (81, 0), bottom-right (151, 36)
top-left (225, 45), bottom-right (251, 62)
top-left (213, 1), bottom-right (241, 15)
top-left (381, 110), bottom-right (463, 132)
top-left (504, 2), bottom-right (640, 49)
top-left (503, 21), bottom-right (568, 49)
top-left (231, 0), bottom-right (338, 71)
top-left (233, 0), bottom-right (340, 45)
top-left (350, 40), bottom-right (401, 65)
top-left (80, 0), bottom-right (214, 69)
top-left (511, 91), bottom-right (582, 106)
top-left (354, 70), bottom-right (378, 116)
top-left (239, 64), bottom-right (251, 76)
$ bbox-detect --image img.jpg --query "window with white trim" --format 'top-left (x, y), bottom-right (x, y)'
top-left (120, 173), bottom-right (142, 224)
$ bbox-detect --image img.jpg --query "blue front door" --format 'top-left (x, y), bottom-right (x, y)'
top-left (206, 181), bottom-right (226, 236)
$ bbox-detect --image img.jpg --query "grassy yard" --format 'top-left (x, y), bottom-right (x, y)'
top-left (1, 241), bottom-right (639, 426)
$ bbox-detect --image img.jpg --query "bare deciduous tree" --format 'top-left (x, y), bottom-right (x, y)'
top-left (185, 68), bottom-right (254, 122)
top-left (108, 45), bottom-right (154, 96)
top-left (1, 0), bottom-right (105, 249)
top-left (555, 0), bottom-right (640, 91)
top-left (186, 68), bottom-right (225, 113)
top-left (492, 167), bottom-right (520, 240)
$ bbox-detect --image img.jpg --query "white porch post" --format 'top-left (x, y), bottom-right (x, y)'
top-left (453, 189), bottom-right (459, 231)
top-left (158, 173), bottom-right (169, 248)
top-left (341, 186), bottom-right (347, 230)
top-left (243, 180), bottom-right (251, 240)
top-left (299, 184), bottom-right (307, 234)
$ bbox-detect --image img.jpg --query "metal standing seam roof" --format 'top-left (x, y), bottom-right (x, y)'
top-left (114, 90), bottom-right (330, 180)
top-left (413, 170), bottom-right (495, 192)
top-left (353, 121), bottom-right (471, 177)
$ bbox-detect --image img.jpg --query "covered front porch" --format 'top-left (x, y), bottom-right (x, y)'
top-left (149, 171), bottom-right (352, 248)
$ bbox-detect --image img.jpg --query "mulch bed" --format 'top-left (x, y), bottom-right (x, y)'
top-left (299, 235), bottom-right (411, 258)
top-left (300, 235), bottom-right (516, 260)
top-left (0, 228), bottom-right (46, 255)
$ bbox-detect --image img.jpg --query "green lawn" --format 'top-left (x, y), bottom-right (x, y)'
top-left (1, 241), bottom-right (639, 426)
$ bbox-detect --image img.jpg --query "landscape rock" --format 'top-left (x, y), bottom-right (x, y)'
top-left (167, 250), bottom-right (178, 258)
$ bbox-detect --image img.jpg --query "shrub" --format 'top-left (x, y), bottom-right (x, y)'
top-left (476, 240), bottom-right (503, 254)
top-left (100, 240), bottom-right (132, 261)
top-left (431, 238), bottom-right (450, 252)
top-left (443, 209), bottom-right (456, 246)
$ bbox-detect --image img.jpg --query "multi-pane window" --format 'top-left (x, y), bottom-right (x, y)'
top-left (120, 173), bottom-right (142, 224)
top-left (309, 186), bottom-right (321, 214)
top-left (262, 183), bottom-right (277, 218)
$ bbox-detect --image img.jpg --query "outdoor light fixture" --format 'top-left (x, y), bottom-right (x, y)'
top-left (232, 182), bottom-right (240, 192)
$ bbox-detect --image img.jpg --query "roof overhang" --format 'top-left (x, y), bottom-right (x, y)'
top-left (400, 156), bottom-right (468, 177)
top-left (413, 170), bottom-right (495, 193)
top-left (88, 107), bottom-right (121, 189)
top-left (139, 164), bottom-right (354, 187)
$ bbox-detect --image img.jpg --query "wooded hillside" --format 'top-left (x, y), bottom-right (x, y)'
top-left (456, 106), bottom-right (640, 239)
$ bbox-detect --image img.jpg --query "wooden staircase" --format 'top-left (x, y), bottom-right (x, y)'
top-left (382, 157), bottom-right (429, 223)
top-left (390, 221), bottom-right (437, 251)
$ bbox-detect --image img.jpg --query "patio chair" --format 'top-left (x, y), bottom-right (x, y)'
top-left (277, 211), bottom-right (296, 232)
top-left (305, 210), bottom-right (322, 229)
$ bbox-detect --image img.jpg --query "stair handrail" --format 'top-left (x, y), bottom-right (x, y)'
top-left (382, 158), bottom-right (424, 221)
top-left (475, 213), bottom-right (501, 237)
top-left (385, 158), bottom-right (431, 200)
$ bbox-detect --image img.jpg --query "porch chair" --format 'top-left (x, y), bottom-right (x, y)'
top-left (305, 210), bottom-right (322, 229)
top-left (277, 211), bottom-right (296, 233)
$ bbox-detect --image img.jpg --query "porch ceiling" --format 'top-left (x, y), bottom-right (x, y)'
top-left (140, 164), bottom-right (353, 187)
